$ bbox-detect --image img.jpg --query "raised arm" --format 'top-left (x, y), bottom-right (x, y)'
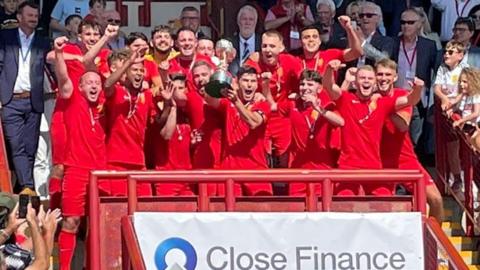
top-left (264, 10), bottom-right (292, 30)
top-left (228, 85), bottom-right (264, 129)
top-left (54, 37), bottom-right (74, 99)
top-left (340, 67), bottom-right (357, 90)
top-left (395, 77), bottom-right (425, 109)
top-left (454, 101), bottom-right (480, 128)
top-left (303, 93), bottom-right (345, 127)
top-left (25, 204), bottom-right (49, 270)
top-left (338, 16), bottom-right (363, 62)
top-left (159, 98), bottom-right (177, 140)
top-left (104, 48), bottom-right (144, 97)
top-left (83, 24), bottom-right (119, 71)
top-left (324, 60), bottom-right (345, 101)
top-left (260, 72), bottom-right (278, 111)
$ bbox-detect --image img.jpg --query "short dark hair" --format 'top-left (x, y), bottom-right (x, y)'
top-left (300, 25), bottom-right (321, 36)
top-left (455, 17), bottom-right (475, 32)
top-left (299, 69), bottom-right (322, 84)
top-left (108, 48), bottom-right (130, 66)
top-left (18, 1), bottom-right (38, 13)
top-left (151, 25), bottom-right (172, 39)
top-left (78, 20), bottom-right (101, 34)
top-left (198, 36), bottom-right (214, 43)
top-left (126, 32), bottom-right (148, 46)
top-left (169, 72), bottom-right (187, 82)
top-left (469, 4), bottom-right (480, 18)
top-left (176, 26), bottom-right (196, 38)
top-left (237, 66), bottom-right (258, 78)
top-left (89, 0), bottom-right (106, 8)
top-left (65, 14), bottom-right (82, 26)
top-left (181, 6), bottom-right (199, 15)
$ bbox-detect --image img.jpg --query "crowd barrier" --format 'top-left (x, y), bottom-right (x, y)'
top-left (88, 169), bottom-right (427, 270)
top-left (434, 102), bottom-right (480, 237)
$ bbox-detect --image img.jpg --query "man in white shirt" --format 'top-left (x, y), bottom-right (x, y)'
top-left (0, 1), bottom-right (51, 195)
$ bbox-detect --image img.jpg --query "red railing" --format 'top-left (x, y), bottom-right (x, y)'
top-left (0, 117), bottom-right (11, 192)
top-left (424, 217), bottom-right (469, 270)
top-left (434, 102), bottom-right (479, 237)
top-left (88, 169), bottom-right (425, 270)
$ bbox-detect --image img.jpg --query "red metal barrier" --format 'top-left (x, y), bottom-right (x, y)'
top-left (434, 102), bottom-right (479, 237)
top-left (89, 169), bottom-right (425, 270)
top-left (424, 217), bottom-right (469, 270)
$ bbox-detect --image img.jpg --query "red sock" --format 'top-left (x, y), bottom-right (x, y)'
top-left (49, 177), bottom-right (62, 210)
top-left (59, 230), bottom-right (76, 270)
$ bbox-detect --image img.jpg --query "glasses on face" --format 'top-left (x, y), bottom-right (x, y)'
top-left (181, 16), bottom-right (199, 21)
top-left (444, 49), bottom-right (458, 55)
top-left (452, 27), bottom-right (469, 33)
top-left (107, 19), bottom-right (121, 24)
top-left (471, 15), bottom-right (480, 20)
top-left (359, 13), bottom-right (377, 19)
top-left (400, 20), bottom-right (417, 25)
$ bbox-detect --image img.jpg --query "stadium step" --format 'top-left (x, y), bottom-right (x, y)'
top-left (441, 196), bottom-right (480, 268)
top-left (442, 221), bottom-right (465, 236)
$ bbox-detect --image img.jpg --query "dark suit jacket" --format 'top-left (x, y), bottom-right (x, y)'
top-left (227, 32), bottom-right (261, 76)
top-left (392, 36), bottom-right (437, 90)
top-left (349, 31), bottom-right (394, 67)
top-left (0, 28), bottom-right (50, 113)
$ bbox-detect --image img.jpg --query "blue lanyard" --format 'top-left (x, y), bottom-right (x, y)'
top-left (19, 38), bottom-right (32, 64)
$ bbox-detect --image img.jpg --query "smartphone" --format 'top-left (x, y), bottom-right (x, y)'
top-left (30, 196), bottom-right (41, 214)
top-left (18, 194), bottom-right (29, 218)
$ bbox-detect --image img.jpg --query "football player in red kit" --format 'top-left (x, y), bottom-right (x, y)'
top-left (102, 48), bottom-right (158, 196)
top-left (375, 58), bottom-right (443, 222)
top-left (323, 60), bottom-right (424, 195)
top-left (244, 30), bottom-right (301, 168)
top-left (205, 66), bottom-right (273, 196)
top-left (263, 69), bottom-right (344, 195)
top-left (53, 37), bottom-right (106, 270)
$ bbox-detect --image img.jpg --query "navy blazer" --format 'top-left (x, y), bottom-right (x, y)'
top-left (0, 28), bottom-right (51, 113)
top-left (392, 36), bottom-right (438, 90)
top-left (227, 32), bottom-right (262, 76)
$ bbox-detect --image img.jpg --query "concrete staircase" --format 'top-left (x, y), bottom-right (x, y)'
top-left (442, 197), bottom-right (480, 269)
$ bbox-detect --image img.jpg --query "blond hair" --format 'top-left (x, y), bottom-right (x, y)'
top-left (459, 67), bottom-right (480, 96)
top-left (375, 58), bottom-right (397, 73)
top-left (446, 40), bottom-right (466, 53)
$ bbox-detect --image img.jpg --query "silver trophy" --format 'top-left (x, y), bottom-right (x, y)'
top-left (205, 39), bottom-right (236, 98)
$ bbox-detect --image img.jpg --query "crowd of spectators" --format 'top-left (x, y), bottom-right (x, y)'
top-left (0, 0), bottom-right (479, 269)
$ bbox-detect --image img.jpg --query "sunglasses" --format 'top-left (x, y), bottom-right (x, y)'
top-left (359, 13), bottom-right (377, 19)
top-left (400, 20), bottom-right (417, 25)
top-left (107, 19), bottom-right (121, 24)
top-left (472, 15), bottom-right (480, 20)
top-left (444, 49), bottom-right (458, 55)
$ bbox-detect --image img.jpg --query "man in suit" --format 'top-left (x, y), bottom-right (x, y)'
top-left (314, 0), bottom-right (349, 50)
top-left (180, 6), bottom-right (208, 39)
top-left (392, 8), bottom-right (437, 147)
top-left (228, 4), bottom-right (261, 76)
top-left (355, 1), bottom-right (394, 67)
top-left (0, 1), bottom-right (51, 195)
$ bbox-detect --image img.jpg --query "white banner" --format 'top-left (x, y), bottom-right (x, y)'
top-left (134, 212), bottom-right (424, 270)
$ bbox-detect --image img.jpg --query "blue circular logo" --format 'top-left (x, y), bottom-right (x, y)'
top-left (154, 237), bottom-right (197, 270)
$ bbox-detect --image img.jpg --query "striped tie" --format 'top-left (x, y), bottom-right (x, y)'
top-left (242, 41), bottom-right (250, 62)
